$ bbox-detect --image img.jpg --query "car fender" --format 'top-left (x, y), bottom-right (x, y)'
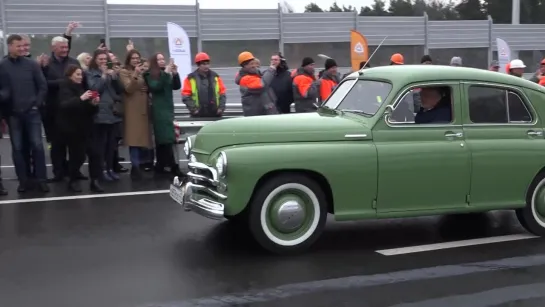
top-left (215, 142), bottom-right (378, 219)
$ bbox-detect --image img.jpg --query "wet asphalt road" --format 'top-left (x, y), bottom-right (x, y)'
top-left (2, 139), bottom-right (545, 306)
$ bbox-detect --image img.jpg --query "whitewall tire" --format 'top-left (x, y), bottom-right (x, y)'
top-left (248, 173), bottom-right (328, 254)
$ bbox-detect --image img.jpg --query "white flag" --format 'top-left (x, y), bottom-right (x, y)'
top-left (167, 22), bottom-right (192, 79)
top-left (496, 38), bottom-right (511, 74)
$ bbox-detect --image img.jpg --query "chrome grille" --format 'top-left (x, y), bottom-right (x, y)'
top-left (187, 162), bottom-right (221, 198)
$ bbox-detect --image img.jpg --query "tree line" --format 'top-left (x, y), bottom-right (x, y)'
top-left (304, 0), bottom-right (545, 23)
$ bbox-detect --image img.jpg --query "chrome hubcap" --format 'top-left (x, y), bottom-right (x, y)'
top-left (274, 200), bottom-right (305, 232)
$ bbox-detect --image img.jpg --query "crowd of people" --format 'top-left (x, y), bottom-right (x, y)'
top-left (0, 22), bottom-right (183, 195)
top-left (0, 20), bottom-right (544, 196)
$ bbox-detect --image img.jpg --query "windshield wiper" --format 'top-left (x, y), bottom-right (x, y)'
top-left (318, 104), bottom-right (343, 114)
top-left (341, 109), bottom-right (368, 115)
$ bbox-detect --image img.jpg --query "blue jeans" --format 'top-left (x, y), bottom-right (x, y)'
top-left (129, 146), bottom-right (145, 167)
top-left (8, 109), bottom-right (47, 182)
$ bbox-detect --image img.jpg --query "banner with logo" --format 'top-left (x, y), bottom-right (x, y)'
top-left (496, 38), bottom-right (511, 74)
top-left (167, 22), bottom-right (192, 78)
top-left (350, 30), bottom-right (369, 71)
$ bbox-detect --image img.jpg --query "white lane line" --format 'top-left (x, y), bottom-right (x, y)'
top-left (376, 234), bottom-right (540, 256)
top-left (0, 159), bottom-right (188, 168)
top-left (0, 189), bottom-right (169, 204)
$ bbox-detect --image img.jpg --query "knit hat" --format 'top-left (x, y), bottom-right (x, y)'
top-left (325, 58), bottom-right (337, 70)
top-left (301, 57), bottom-right (315, 67)
top-left (421, 55), bottom-right (432, 63)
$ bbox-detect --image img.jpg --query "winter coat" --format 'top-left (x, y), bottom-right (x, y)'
top-left (86, 69), bottom-right (123, 124)
top-left (119, 68), bottom-right (151, 148)
top-left (234, 67), bottom-right (278, 116)
top-left (56, 78), bottom-right (98, 139)
top-left (292, 67), bottom-right (319, 113)
top-left (270, 66), bottom-right (293, 113)
top-left (144, 70), bottom-right (181, 145)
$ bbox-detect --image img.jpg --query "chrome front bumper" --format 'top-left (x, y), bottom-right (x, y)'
top-left (170, 173), bottom-right (227, 220)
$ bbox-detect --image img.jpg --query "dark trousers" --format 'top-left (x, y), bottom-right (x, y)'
top-left (65, 134), bottom-right (101, 180)
top-left (155, 143), bottom-right (177, 169)
top-left (51, 132), bottom-right (68, 178)
top-left (142, 148), bottom-right (155, 166)
top-left (7, 109), bottom-right (48, 182)
top-left (21, 127), bottom-right (34, 177)
top-left (92, 123), bottom-right (117, 171)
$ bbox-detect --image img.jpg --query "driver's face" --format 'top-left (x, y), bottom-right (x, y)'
top-left (420, 88), bottom-right (442, 109)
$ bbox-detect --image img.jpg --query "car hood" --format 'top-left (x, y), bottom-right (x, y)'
top-left (193, 111), bottom-right (371, 154)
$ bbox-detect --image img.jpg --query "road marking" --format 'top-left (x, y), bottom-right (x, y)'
top-left (139, 254), bottom-right (545, 307)
top-left (389, 282), bottom-right (545, 307)
top-left (0, 189), bottom-right (169, 204)
top-left (0, 159), bottom-right (188, 168)
top-left (375, 234), bottom-right (539, 256)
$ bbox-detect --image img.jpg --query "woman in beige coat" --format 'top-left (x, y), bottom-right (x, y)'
top-left (119, 49), bottom-right (151, 180)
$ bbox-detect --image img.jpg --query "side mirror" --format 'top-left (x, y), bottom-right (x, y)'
top-left (383, 105), bottom-right (394, 121)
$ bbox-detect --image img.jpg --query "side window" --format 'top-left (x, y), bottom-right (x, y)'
top-left (389, 85), bottom-right (453, 125)
top-left (468, 86), bottom-right (532, 124)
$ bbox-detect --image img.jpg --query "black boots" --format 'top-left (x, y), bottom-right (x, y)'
top-left (90, 180), bottom-right (104, 192)
top-left (68, 180), bottom-right (82, 192)
top-left (130, 167), bottom-right (143, 180)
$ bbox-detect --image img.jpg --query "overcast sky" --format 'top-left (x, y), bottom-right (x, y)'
top-left (107, 0), bottom-right (379, 12)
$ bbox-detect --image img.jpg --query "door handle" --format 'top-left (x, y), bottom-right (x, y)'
top-left (527, 130), bottom-right (543, 137)
top-left (445, 132), bottom-right (463, 138)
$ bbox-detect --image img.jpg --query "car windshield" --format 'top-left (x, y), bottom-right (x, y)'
top-left (323, 79), bottom-right (393, 116)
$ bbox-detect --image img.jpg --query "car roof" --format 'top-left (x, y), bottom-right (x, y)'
top-left (355, 65), bottom-right (545, 92)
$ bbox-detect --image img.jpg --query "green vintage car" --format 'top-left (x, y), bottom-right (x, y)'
top-left (170, 65), bottom-right (545, 254)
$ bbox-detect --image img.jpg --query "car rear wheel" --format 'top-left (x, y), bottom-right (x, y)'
top-left (516, 174), bottom-right (545, 236)
top-left (248, 173), bottom-right (328, 255)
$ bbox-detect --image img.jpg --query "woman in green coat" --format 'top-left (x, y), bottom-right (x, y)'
top-left (144, 53), bottom-right (182, 175)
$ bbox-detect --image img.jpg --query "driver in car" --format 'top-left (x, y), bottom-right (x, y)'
top-left (415, 87), bottom-right (452, 124)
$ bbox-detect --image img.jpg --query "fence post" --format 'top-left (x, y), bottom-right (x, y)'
top-left (103, 0), bottom-right (110, 48)
top-left (423, 12), bottom-right (429, 55)
top-left (353, 9), bottom-right (358, 31)
top-left (488, 15), bottom-right (493, 65)
top-left (278, 3), bottom-right (284, 54)
top-left (0, 0), bottom-right (7, 56)
top-left (196, 0), bottom-right (202, 53)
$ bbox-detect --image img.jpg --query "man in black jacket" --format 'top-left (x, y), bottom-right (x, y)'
top-left (22, 22), bottom-right (77, 181)
top-left (269, 52), bottom-right (293, 114)
top-left (0, 34), bottom-right (49, 193)
top-left (42, 36), bottom-right (83, 182)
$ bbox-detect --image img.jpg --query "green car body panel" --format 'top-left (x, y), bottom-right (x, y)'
top-left (186, 65), bottom-right (545, 221)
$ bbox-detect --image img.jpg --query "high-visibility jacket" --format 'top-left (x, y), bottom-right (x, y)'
top-left (317, 71), bottom-right (340, 103)
top-left (292, 67), bottom-right (319, 113)
top-left (235, 67), bottom-right (278, 116)
top-left (181, 70), bottom-right (226, 117)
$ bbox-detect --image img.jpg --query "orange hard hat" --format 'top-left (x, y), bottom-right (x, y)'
top-left (505, 62), bottom-right (511, 73)
top-left (195, 52), bottom-right (210, 64)
top-left (540, 77), bottom-right (545, 86)
top-left (238, 51), bottom-right (255, 65)
top-left (390, 53), bottom-right (404, 65)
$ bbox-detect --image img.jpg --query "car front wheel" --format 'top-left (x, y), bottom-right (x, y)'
top-left (248, 173), bottom-right (328, 255)
top-left (516, 174), bottom-right (545, 236)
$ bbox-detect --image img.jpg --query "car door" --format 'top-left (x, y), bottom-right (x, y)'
top-left (461, 82), bottom-right (545, 208)
top-left (373, 82), bottom-right (471, 214)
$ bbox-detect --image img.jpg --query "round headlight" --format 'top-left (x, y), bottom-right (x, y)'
top-left (215, 151), bottom-right (227, 177)
top-left (183, 137), bottom-right (192, 158)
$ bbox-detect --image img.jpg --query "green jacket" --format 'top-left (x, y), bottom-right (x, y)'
top-left (144, 71), bottom-right (181, 144)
